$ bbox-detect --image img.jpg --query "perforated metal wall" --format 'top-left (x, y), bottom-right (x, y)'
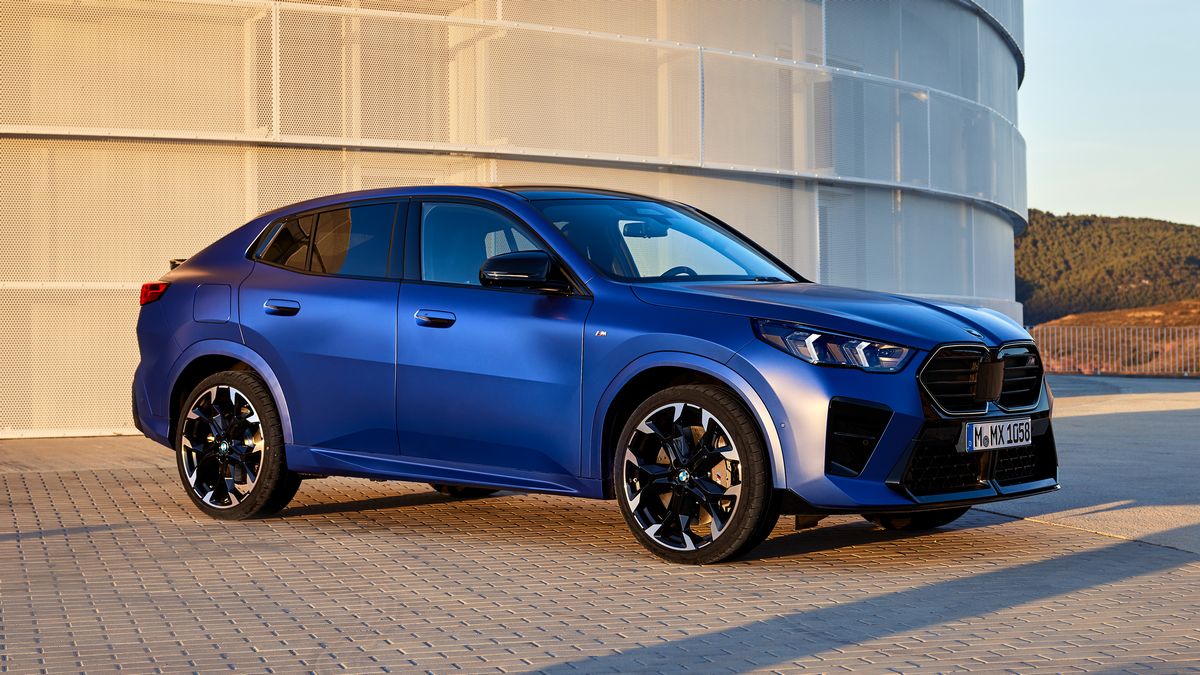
top-left (0, 0), bottom-right (1024, 436)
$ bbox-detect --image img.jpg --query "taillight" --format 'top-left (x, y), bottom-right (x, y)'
top-left (140, 282), bottom-right (170, 305)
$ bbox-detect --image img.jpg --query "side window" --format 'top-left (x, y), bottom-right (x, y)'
top-left (420, 202), bottom-right (541, 286)
top-left (260, 214), bottom-right (315, 270)
top-left (310, 203), bottom-right (395, 278)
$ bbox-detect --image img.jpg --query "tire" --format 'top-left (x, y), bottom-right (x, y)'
top-left (613, 384), bottom-right (778, 564)
top-left (430, 483), bottom-right (499, 498)
top-left (175, 370), bottom-right (301, 520)
top-left (864, 506), bottom-right (970, 531)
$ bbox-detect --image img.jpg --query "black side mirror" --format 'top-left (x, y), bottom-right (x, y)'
top-left (479, 251), bottom-right (569, 293)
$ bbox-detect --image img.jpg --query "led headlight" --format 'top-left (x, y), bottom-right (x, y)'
top-left (753, 319), bottom-right (913, 373)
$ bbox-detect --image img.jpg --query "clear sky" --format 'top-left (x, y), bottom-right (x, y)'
top-left (1021, 0), bottom-right (1200, 225)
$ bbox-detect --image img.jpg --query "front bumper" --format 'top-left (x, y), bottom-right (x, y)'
top-left (728, 340), bottom-right (1059, 513)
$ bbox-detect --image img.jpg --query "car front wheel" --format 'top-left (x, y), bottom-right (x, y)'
top-left (175, 370), bottom-right (301, 520)
top-left (614, 384), bottom-right (778, 564)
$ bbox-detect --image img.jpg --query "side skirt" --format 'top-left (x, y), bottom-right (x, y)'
top-left (285, 444), bottom-right (606, 498)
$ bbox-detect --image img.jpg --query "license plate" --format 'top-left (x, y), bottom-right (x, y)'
top-left (959, 417), bottom-right (1032, 453)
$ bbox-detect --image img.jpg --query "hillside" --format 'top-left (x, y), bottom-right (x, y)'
top-left (1040, 299), bottom-right (1200, 327)
top-left (1015, 209), bottom-right (1200, 324)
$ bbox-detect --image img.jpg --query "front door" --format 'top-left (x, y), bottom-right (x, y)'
top-left (395, 200), bottom-right (592, 483)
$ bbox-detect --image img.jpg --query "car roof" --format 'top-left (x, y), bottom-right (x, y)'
top-left (493, 185), bottom-right (650, 201)
top-left (252, 185), bottom-right (659, 223)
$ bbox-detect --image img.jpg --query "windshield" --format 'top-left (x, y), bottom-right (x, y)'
top-left (532, 199), bottom-right (798, 283)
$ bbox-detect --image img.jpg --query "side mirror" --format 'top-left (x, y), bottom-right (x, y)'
top-left (479, 251), bottom-right (569, 292)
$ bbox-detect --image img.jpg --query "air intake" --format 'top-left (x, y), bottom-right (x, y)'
top-left (825, 399), bottom-right (893, 477)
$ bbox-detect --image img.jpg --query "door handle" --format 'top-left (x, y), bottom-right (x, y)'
top-left (263, 299), bottom-right (301, 316)
top-left (414, 309), bottom-right (456, 328)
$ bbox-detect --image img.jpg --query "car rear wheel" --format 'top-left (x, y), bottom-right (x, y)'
top-left (614, 384), bottom-right (777, 564)
top-left (429, 483), bottom-right (499, 498)
top-left (863, 506), bottom-right (970, 531)
top-left (175, 371), bottom-right (300, 520)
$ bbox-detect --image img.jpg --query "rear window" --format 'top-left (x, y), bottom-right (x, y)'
top-left (260, 215), bottom-right (314, 271)
top-left (258, 203), bottom-right (396, 278)
top-left (310, 204), bottom-right (395, 278)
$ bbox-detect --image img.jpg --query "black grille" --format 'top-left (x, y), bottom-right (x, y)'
top-left (998, 344), bottom-right (1044, 409)
top-left (900, 419), bottom-right (1057, 498)
top-left (919, 346), bottom-right (989, 414)
top-left (993, 430), bottom-right (1057, 486)
top-left (920, 343), bottom-right (1044, 414)
top-left (903, 426), bottom-right (986, 496)
top-left (826, 400), bottom-right (892, 477)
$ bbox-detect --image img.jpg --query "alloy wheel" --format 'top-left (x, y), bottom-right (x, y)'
top-left (179, 385), bottom-right (264, 509)
top-left (622, 403), bottom-right (743, 551)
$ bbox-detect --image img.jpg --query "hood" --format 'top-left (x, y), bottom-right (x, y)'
top-left (630, 282), bottom-right (1029, 351)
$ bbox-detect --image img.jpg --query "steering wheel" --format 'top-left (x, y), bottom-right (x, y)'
top-left (661, 265), bottom-right (699, 278)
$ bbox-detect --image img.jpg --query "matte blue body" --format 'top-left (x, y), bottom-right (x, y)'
top-left (134, 186), bottom-right (1052, 511)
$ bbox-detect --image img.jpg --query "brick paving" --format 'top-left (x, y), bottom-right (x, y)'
top-left (1, 464), bottom-right (1198, 673)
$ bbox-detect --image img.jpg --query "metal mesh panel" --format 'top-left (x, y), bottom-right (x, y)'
top-left (819, 186), bottom-right (1002, 300)
top-left (0, 288), bottom-right (142, 437)
top-left (978, 18), bottom-right (1019, 123)
top-left (973, 207), bottom-right (1016, 301)
top-left (0, 0), bottom-right (1024, 435)
top-left (702, 54), bottom-right (826, 172)
top-left (1, 1), bottom-right (264, 134)
top-left (900, 0), bottom-right (978, 102)
top-left (828, 75), bottom-right (930, 186)
top-left (479, 29), bottom-right (699, 160)
top-left (826, 0), bottom-right (1020, 122)
top-left (897, 193), bottom-right (973, 296)
top-left (974, 0), bottom-right (1024, 51)
top-left (501, 0), bottom-right (824, 61)
top-left (929, 93), bottom-right (991, 199)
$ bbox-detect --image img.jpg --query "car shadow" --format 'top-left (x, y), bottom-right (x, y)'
top-left (533, 522), bottom-right (1200, 673)
top-left (280, 489), bottom-right (502, 517)
top-left (0, 523), bottom-right (136, 542)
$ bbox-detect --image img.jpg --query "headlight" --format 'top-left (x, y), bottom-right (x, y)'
top-left (753, 319), bottom-right (913, 373)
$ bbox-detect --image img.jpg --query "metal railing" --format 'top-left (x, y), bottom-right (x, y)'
top-left (1030, 325), bottom-right (1200, 377)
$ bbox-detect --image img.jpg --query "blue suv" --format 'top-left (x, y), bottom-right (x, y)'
top-left (134, 186), bottom-right (1057, 564)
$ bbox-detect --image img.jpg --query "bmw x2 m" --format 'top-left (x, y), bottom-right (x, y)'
top-left (134, 186), bottom-right (1057, 564)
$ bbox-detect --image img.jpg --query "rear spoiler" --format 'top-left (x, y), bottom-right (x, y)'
top-left (169, 258), bottom-right (187, 270)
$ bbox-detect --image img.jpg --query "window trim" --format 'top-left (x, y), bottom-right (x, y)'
top-left (251, 198), bottom-right (407, 282)
top-left (404, 197), bottom-right (592, 297)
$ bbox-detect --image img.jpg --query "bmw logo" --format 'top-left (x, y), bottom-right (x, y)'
top-left (676, 469), bottom-right (690, 482)
top-left (966, 328), bottom-right (985, 339)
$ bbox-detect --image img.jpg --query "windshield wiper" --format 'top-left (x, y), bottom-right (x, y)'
top-left (750, 276), bottom-right (787, 282)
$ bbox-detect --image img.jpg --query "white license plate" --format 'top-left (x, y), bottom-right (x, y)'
top-left (960, 418), bottom-right (1032, 453)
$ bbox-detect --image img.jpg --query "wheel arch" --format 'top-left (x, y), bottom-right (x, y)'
top-left (592, 352), bottom-right (786, 497)
top-left (167, 340), bottom-right (294, 448)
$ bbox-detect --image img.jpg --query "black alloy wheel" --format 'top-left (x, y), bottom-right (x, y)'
top-left (176, 371), bottom-right (300, 519)
top-left (615, 384), bottom-right (777, 564)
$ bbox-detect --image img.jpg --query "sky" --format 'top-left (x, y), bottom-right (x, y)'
top-left (1020, 0), bottom-right (1200, 225)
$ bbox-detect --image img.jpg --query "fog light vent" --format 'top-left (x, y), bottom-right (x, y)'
top-left (826, 399), bottom-right (893, 477)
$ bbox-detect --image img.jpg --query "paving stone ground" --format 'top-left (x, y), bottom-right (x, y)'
top-left (1, 375), bottom-right (1199, 673)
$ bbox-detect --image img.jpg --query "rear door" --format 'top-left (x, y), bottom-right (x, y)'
top-left (240, 200), bottom-right (403, 455)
